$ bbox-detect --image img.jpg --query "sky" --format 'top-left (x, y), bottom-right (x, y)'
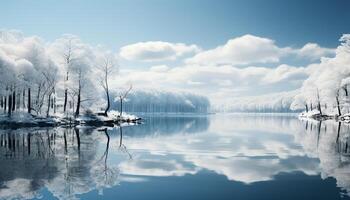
top-left (1, 0), bottom-right (350, 105)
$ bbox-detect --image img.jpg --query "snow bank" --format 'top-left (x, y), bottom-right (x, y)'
top-left (0, 110), bottom-right (141, 127)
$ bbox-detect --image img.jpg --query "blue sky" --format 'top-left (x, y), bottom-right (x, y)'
top-left (1, 0), bottom-right (349, 104)
top-left (1, 0), bottom-right (350, 50)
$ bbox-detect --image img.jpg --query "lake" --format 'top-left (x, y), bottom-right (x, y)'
top-left (0, 113), bottom-right (349, 200)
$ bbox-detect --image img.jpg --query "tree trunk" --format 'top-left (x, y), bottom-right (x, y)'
top-left (22, 89), bottom-right (25, 109)
top-left (344, 86), bottom-right (348, 96)
top-left (8, 94), bottom-right (12, 116)
top-left (317, 90), bottom-right (322, 115)
top-left (4, 96), bottom-right (6, 113)
top-left (63, 71), bottom-right (69, 113)
top-left (46, 93), bottom-right (51, 117)
top-left (36, 84), bottom-right (41, 107)
top-left (336, 96), bottom-right (342, 116)
top-left (104, 89), bottom-right (110, 116)
top-left (103, 72), bottom-right (110, 116)
top-left (75, 81), bottom-right (81, 117)
top-left (53, 96), bottom-right (56, 114)
top-left (12, 90), bottom-right (15, 111)
top-left (75, 93), bottom-right (81, 117)
top-left (318, 102), bottom-right (322, 115)
top-left (63, 89), bottom-right (68, 113)
top-left (120, 98), bottom-right (123, 117)
top-left (305, 104), bottom-right (309, 112)
top-left (28, 88), bottom-right (31, 114)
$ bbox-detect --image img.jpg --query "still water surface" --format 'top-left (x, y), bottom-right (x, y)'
top-left (0, 114), bottom-right (349, 200)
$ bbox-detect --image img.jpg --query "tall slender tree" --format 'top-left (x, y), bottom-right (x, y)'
top-left (97, 56), bottom-right (118, 116)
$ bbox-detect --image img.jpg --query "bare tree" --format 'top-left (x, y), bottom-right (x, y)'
top-left (116, 85), bottom-right (132, 117)
top-left (62, 39), bottom-right (76, 114)
top-left (42, 69), bottom-right (57, 117)
top-left (316, 88), bottom-right (322, 115)
top-left (97, 56), bottom-right (117, 116)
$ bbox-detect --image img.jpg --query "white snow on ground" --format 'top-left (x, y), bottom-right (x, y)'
top-left (0, 110), bottom-right (140, 126)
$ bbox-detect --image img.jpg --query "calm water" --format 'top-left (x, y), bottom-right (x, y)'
top-left (0, 114), bottom-right (349, 200)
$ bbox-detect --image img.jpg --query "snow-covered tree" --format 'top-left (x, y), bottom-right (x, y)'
top-left (291, 34), bottom-right (350, 116)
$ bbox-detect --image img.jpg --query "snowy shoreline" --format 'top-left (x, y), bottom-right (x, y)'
top-left (298, 110), bottom-right (350, 123)
top-left (0, 110), bottom-right (142, 128)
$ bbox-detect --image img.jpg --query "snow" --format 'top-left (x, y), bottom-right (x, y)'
top-left (0, 110), bottom-right (141, 127)
top-left (291, 34), bottom-right (350, 119)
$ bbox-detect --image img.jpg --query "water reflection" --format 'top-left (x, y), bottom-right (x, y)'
top-left (296, 119), bottom-right (350, 197)
top-left (0, 114), bottom-right (349, 199)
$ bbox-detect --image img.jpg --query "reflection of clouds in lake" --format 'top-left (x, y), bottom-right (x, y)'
top-left (184, 155), bottom-right (319, 183)
top-left (0, 115), bottom-right (350, 199)
top-left (115, 114), bottom-right (349, 194)
top-left (118, 117), bottom-right (304, 158)
top-left (115, 115), bottom-right (322, 184)
top-left (0, 178), bottom-right (40, 200)
top-left (119, 158), bottom-right (199, 177)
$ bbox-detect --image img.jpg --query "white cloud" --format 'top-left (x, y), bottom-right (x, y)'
top-left (262, 64), bottom-right (309, 84)
top-left (150, 64), bottom-right (169, 72)
top-left (119, 41), bottom-right (200, 62)
top-left (186, 34), bottom-right (290, 66)
top-left (186, 34), bottom-right (335, 66)
top-left (296, 43), bottom-right (335, 60)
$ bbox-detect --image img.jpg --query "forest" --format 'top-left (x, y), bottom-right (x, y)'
top-left (291, 34), bottom-right (350, 121)
top-left (0, 30), bottom-right (139, 126)
top-left (113, 89), bottom-right (210, 114)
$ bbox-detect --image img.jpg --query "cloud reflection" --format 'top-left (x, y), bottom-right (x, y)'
top-left (0, 115), bottom-right (349, 199)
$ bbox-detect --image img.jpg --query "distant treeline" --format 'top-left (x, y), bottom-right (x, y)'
top-left (111, 90), bottom-right (210, 113)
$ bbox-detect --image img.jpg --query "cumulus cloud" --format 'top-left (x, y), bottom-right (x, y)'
top-left (186, 34), bottom-right (291, 66)
top-left (150, 64), bottom-right (169, 72)
top-left (119, 41), bottom-right (200, 62)
top-left (186, 34), bottom-right (335, 66)
top-left (296, 43), bottom-right (335, 60)
top-left (263, 64), bottom-right (309, 84)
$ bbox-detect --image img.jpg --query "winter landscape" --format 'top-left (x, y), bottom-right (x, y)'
top-left (1, 0), bottom-right (350, 200)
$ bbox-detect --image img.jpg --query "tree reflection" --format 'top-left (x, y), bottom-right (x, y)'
top-left (118, 126), bottom-right (132, 160)
top-left (298, 119), bottom-right (350, 197)
top-left (0, 127), bottom-right (124, 200)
